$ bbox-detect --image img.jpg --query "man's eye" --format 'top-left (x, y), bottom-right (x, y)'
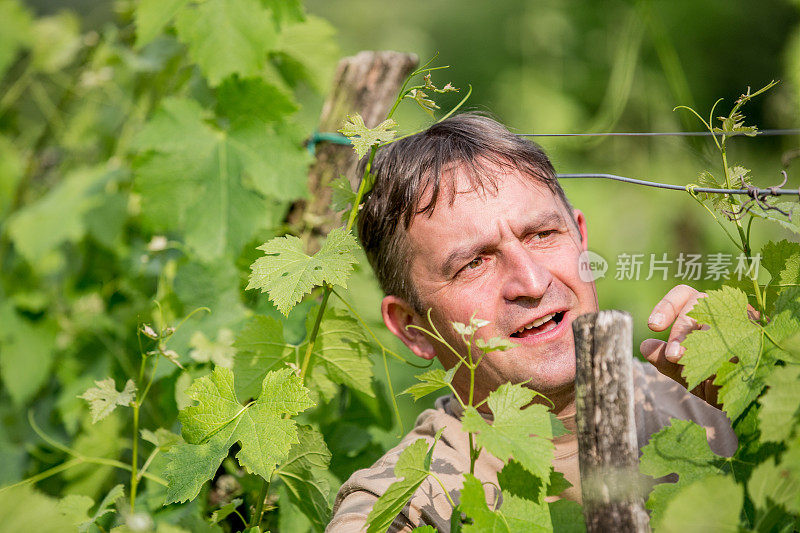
top-left (465, 257), bottom-right (483, 270)
top-left (531, 230), bottom-right (555, 240)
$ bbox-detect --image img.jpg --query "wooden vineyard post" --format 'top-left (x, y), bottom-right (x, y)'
top-left (573, 311), bottom-right (650, 533)
top-left (287, 51), bottom-right (418, 243)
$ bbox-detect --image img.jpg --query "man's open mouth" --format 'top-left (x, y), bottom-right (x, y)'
top-left (510, 311), bottom-right (566, 338)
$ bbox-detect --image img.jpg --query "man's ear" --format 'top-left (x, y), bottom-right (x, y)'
top-left (381, 295), bottom-right (437, 360)
top-left (573, 208), bottom-right (588, 250)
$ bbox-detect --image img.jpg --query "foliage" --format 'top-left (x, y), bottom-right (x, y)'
top-left (636, 85), bottom-right (800, 532)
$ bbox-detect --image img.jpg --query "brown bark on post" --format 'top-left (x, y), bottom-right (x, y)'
top-left (573, 310), bottom-right (650, 533)
top-left (287, 51), bottom-right (418, 242)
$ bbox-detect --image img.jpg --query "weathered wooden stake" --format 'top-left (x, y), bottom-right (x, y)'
top-left (287, 51), bottom-right (418, 242)
top-left (573, 310), bottom-right (650, 533)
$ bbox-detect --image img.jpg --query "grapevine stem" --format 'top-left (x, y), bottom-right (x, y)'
top-left (137, 448), bottom-right (159, 481)
top-left (0, 459), bottom-right (82, 492)
top-left (299, 127), bottom-right (380, 384)
top-left (298, 287), bottom-right (332, 382)
top-left (130, 403), bottom-right (140, 514)
top-left (382, 346), bottom-right (405, 436)
top-left (331, 287), bottom-right (431, 367)
top-left (251, 477), bottom-right (270, 528)
top-left (427, 472), bottom-right (457, 510)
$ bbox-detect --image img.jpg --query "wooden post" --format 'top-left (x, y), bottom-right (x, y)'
top-left (287, 51), bottom-right (418, 241)
top-left (573, 310), bottom-right (650, 533)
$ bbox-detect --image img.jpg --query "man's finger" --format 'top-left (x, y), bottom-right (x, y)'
top-left (647, 284), bottom-right (706, 332)
top-left (639, 338), bottom-right (686, 386)
top-left (663, 308), bottom-right (704, 362)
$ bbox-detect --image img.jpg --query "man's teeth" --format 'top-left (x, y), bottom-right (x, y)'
top-left (515, 313), bottom-right (556, 334)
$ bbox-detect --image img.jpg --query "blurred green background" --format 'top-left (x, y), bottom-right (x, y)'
top-left (1, 0), bottom-right (799, 501)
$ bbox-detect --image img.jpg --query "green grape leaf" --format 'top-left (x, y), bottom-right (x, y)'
top-left (141, 428), bottom-right (182, 450)
top-left (0, 303), bottom-right (57, 405)
top-left (0, 485), bottom-right (64, 531)
top-left (722, 288), bottom-right (800, 417)
top-left (57, 495), bottom-right (93, 530)
top-left (306, 306), bottom-right (374, 399)
top-left (758, 364), bottom-right (800, 443)
top-left (261, 0), bottom-right (305, 26)
top-left (679, 286), bottom-right (760, 389)
top-left (411, 527), bottom-right (437, 533)
top-left (171, 258), bottom-right (250, 362)
top-left (458, 473), bottom-right (508, 532)
top-left (164, 435), bottom-right (232, 505)
top-left (165, 367), bottom-right (313, 503)
top-left (133, 98), bottom-right (303, 260)
top-left (547, 470), bottom-right (573, 497)
top-left (762, 240), bottom-right (800, 287)
top-left (639, 419), bottom-right (724, 528)
top-left (174, 0), bottom-right (276, 86)
top-left (30, 12), bottom-right (82, 73)
top-left (216, 76), bottom-right (298, 124)
top-left (462, 382), bottom-right (564, 481)
top-left (497, 459), bottom-right (546, 501)
top-left (708, 289), bottom-right (800, 420)
top-left (0, 0), bottom-right (31, 84)
top-left (210, 498), bottom-right (243, 525)
top-left (339, 114), bottom-right (397, 159)
top-left (695, 173), bottom-right (727, 209)
top-left (476, 336), bottom-right (518, 352)
top-left (0, 137), bottom-right (24, 220)
top-left (748, 437), bottom-right (800, 514)
top-left (246, 227), bottom-right (358, 315)
top-left (459, 473), bottom-right (552, 533)
top-left (6, 166), bottom-right (113, 265)
top-left (548, 499), bottom-right (585, 533)
top-left (79, 378), bottom-right (137, 424)
top-left (58, 484), bottom-right (125, 532)
top-left (405, 89), bottom-right (440, 118)
top-left (233, 315), bottom-right (295, 399)
top-left (272, 15), bottom-right (339, 92)
top-left (713, 358), bottom-right (774, 422)
top-left (330, 176), bottom-right (357, 213)
top-left (751, 200), bottom-right (800, 235)
top-left (366, 433), bottom-right (440, 533)
top-left (658, 475), bottom-right (743, 533)
top-left (727, 166), bottom-right (752, 188)
top-left (402, 367), bottom-right (456, 401)
top-left (189, 329), bottom-right (235, 368)
top-left (134, 0), bottom-right (189, 47)
top-left (275, 425), bottom-right (332, 531)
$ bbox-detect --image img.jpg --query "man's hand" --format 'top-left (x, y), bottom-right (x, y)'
top-left (639, 284), bottom-right (720, 407)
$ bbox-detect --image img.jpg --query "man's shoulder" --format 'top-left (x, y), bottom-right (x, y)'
top-left (331, 395), bottom-right (467, 503)
top-left (326, 395), bottom-right (499, 532)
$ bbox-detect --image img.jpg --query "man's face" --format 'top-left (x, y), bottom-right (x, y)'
top-left (402, 165), bottom-right (598, 405)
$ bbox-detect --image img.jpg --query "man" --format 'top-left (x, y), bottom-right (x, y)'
top-left (326, 114), bottom-right (736, 532)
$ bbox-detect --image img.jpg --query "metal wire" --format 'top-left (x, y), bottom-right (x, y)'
top-left (557, 173), bottom-right (798, 196)
top-left (519, 129), bottom-right (800, 138)
top-left (308, 130), bottom-right (799, 197)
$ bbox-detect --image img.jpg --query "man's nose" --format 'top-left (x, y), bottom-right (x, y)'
top-left (501, 243), bottom-right (553, 302)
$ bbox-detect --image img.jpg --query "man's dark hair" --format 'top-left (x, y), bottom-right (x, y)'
top-left (357, 113), bottom-right (573, 313)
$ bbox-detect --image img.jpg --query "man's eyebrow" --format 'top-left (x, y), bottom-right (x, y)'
top-left (517, 211), bottom-right (568, 236)
top-left (440, 211), bottom-right (568, 275)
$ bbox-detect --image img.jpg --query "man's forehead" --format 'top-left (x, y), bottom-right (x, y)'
top-left (412, 165), bottom-right (560, 223)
